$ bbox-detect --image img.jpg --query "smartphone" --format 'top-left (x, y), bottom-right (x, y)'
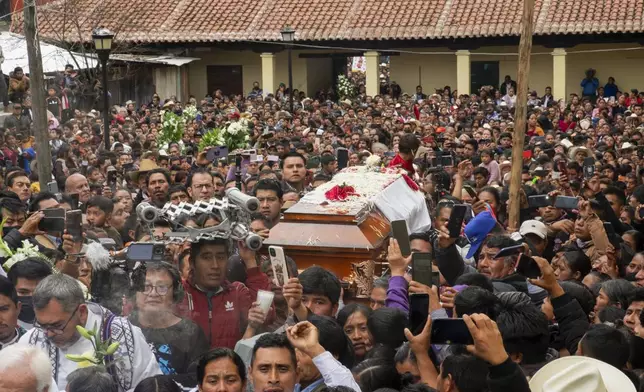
top-left (47, 181), bottom-right (59, 194)
top-left (493, 244), bottom-right (525, 259)
top-left (583, 157), bottom-right (595, 179)
top-left (391, 220), bottom-right (411, 258)
top-left (516, 254), bottom-right (541, 279)
top-left (206, 146), bottom-right (229, 162)
top-left (554, 196), bottom-right (578, 210)
top-left (268, 246), bottom-right (289, 286)
top-left (66, 209), bottom-right (83, 242)
top-left (409, 293), bottom-right (429, 335)
top-left (447, 204), bottom-right (467, 238)
top-left (441, 155), bottom-right (454, 167)
top-left (463, 185), bottom-right (477, 199)
top-left (411, 252), bottom-right (433, 287)
top-left (38, 208), bottom-right (66, 232)
top-left (337, 148), bottom-right (349, 170)
top-left (430, 318), bottom-right (474, 345)
top-left (107, 170), bottom-right (117, 186)
top-left (528, 195), bottom-right (552, 208)
top-left (557, 160), bottom-right (567, 173)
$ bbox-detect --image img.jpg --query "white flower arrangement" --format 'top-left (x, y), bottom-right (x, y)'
top-left (183, 105), bottom-right (199, 123)
top-left (337, 74), bottom-right (356, 100)
top-left (365, 154), bottom-right (381, 168)
top-left (3, 239), bottom-right (52, 271)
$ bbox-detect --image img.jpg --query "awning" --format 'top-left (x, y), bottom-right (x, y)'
top-left (0, 31), bottom-right (97, 74)
top-left (108, 53), bottom-right (200, 66)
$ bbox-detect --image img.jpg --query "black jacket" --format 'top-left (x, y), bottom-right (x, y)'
top-left (487, 358), bottom-right (530, 392)
top-left (551, 292), bottom-right (589, 355)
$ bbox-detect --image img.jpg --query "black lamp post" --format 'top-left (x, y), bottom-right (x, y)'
top-left (280, 26), bottom-right (295, 114)
top-left (92, 27), bottom-right (114, 151)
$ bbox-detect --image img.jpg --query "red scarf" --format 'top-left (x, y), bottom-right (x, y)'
top-left (388, 154), bottom-right (414, 176)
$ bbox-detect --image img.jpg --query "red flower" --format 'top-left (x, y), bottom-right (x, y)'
top-left (325, 184), bottom-right (359, 201)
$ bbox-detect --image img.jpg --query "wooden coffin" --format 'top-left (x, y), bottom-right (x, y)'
top-left (263, 201), bottom-right (391, 282)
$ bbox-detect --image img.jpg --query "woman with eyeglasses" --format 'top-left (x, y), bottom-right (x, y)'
top-left (129, 262), bottom-right (209, 375)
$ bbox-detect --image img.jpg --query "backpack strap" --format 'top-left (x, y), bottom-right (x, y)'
top-left (102, 312), bottom-right (135, 391)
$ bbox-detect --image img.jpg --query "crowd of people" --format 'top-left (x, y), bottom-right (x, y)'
top-left (0, 64), bottom-right (642, 392)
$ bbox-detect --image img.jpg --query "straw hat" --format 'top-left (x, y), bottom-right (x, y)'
top-left (529, 356), bottom-right (635, 392)
top-left (129, 159), bottom-right (159, 182)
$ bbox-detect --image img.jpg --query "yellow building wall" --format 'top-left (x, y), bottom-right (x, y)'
top-left (185, 44), bottom-right (644, 100)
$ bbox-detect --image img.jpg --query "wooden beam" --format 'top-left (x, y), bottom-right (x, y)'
top-left (508, 0), bottom-right (535, 230)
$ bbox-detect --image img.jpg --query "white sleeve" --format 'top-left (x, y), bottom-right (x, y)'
top-left (311, 351), bottom-right (362, 392)
top-left (127, 325), bottom-right (162, 392)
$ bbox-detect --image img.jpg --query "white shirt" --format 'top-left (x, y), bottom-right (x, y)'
top-left (310, 351), bottom-right (362, 392)
top-left (19, 304), bottom-right (161, 391)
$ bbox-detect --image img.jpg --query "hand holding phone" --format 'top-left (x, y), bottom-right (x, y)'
top-left (447, 204), bottom-right (467, 238)
top-left (391, 220), bottom-right (411, 257)
top-left (430, 318), bottom-right (474, 345)
top-left (411, 253), bottom-right (433, 287)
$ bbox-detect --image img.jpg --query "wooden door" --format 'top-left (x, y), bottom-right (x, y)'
top-left (207, 65), bottom-right (243, 97)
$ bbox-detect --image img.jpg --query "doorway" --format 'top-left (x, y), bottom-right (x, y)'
top-left (470, 61), bottom-right (499, 94)
top-left (207, 65), bottom-right (243, 96)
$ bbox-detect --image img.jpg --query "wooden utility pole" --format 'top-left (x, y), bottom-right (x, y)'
top-left (508, 0), bottom-right (535, 230)
top-left (23, 0), bottom-right (52, 190)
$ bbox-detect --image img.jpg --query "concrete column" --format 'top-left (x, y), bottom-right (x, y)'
top-left (364, 51), bottom-right (379, 97)
top-left (260, 53), bottom-right (276, 97)
top-left (456, 50), bottom-right (471, 96)
top-left (552, 48), bottom-right (567, 101)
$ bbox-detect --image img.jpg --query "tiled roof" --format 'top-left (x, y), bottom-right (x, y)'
top-left (13, 0), bottom-right (644, 43)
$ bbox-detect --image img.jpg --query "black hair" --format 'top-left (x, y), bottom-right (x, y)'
top-left (627, 287), bottom-right (644, 309)
top-left (249, 212), bottom-right (271, 228)
top-left (464, 139), bottom-right (479, 152)
top-left (5, 170), bottom-right (28, 188)
top-left (559, 281), bottom-right (596, 316)
top-left (251, 333), bottom-right (297, 367)
top-left (0, 276), bottom-right (17, 305)
top-left (28, 192), bottom-right (58, 213)
top-left (352, 358), bottom-right (402, 392)
top-left (623, 230), bottom-right (643, 252)
top-left (496, 304), bottom-right (550, 365)
top-left (189, 238), bottom-right (231, 264)
top-left (398, 134), bottom-right (420, 154)
top-left (133, 376), bottom-right (181, 392)
top-left (585, 271), bottom-right (613, 297)
top-left (145, 168), bottom-right (171, 186)
top-left (600, 279), bottom-right (636, 309)
top-left (367, 307), bottom-right (407, 350)
top-left (86, 196), bottom-right (114, 214)
top-left (197, 348), bottom-right (246, 386)
top-left (308, 314), bottom-right (355, 368)
top-left (336, 303), bottom-right (372, 329)
top-left (409, 231), bottom-right (430, 243)
top-left (440, 354), bottom-right (490, 392)
top-left (279, 152), bottom-right (307, 169)
top-left (7, 257), bottom-right (53, 287)
top-left (454, 273), bottom-right (495, 293)
top-left (561, 249), bottom-right (592, 281)
top-left (252, 178), bottom-right (284, 199)
top-left (169, 184), bottom-right (188, 195)
top-left (0, 196), bottom-right (26, 216)
top-left (603, 186), bottom-right (626, 206)
top-left (298, 266), bottom-right (341, 305)
top-left (186, 168), bottom-right (214, 189)
top-left (580, 324), bottom-right (630, 369)
top-left (454, 286), bottom-right (502, 320)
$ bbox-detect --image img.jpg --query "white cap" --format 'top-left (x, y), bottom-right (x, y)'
top-left (519, 219), bottom-right (548, 239)
top-left (530, 356), bottom-right (635, 392)
top-left (620, 142), bottom-right (634, 150)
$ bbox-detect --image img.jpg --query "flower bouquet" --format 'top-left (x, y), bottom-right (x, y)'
top-left (182, 105), bottom-right (199, 124)
top-left (200, 117), bottom-right (251, 151)
top-left (337, 74), bottom-right (356, 100)
top-left (198, 127), bottom-right (225, 152)
top-left (324, 183), bottom-right (359, 201)
top-left (159, 111), bottom-right (185, 147)
top-left (66, 323), bottom-right (120, 368)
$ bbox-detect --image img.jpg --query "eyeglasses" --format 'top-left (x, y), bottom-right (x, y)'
top-left (34, 305), bottom-right (80, 335)
top-left (142, 284), bottom-right (171, 296)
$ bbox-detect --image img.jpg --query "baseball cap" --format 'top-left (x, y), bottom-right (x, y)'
top-left (519, 219), bottom-right (548, 240)
top-left (464, 210), bottom-right (497, 259)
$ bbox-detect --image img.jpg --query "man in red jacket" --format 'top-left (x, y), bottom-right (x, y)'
top-left (180, 238), bottom-right (271, 348)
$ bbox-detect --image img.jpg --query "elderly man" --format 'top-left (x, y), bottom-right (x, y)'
top-left (65, 173), bottom-right (91, 205)
top-left (0, 345), bottom-right (57, 391)
top-left (19, 274), bottom-right (161, 391)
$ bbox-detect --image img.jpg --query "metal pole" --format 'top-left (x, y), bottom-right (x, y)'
top-left (288, 45), bottom-right (294, 114)
top-left (102, 58), bottom-right (110, 151)
top-left (23, 0), bottom-right (52, 190)
top-left (235, 153), bottom-right (242, 190)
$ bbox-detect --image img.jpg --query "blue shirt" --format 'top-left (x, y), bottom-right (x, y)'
top-left (296, 378), bottom-right (325, 392)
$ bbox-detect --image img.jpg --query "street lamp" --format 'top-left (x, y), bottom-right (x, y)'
top-left (280, 26), bottom-right (295, 114)
top-left (92, 27), bottom-right (114, 151)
